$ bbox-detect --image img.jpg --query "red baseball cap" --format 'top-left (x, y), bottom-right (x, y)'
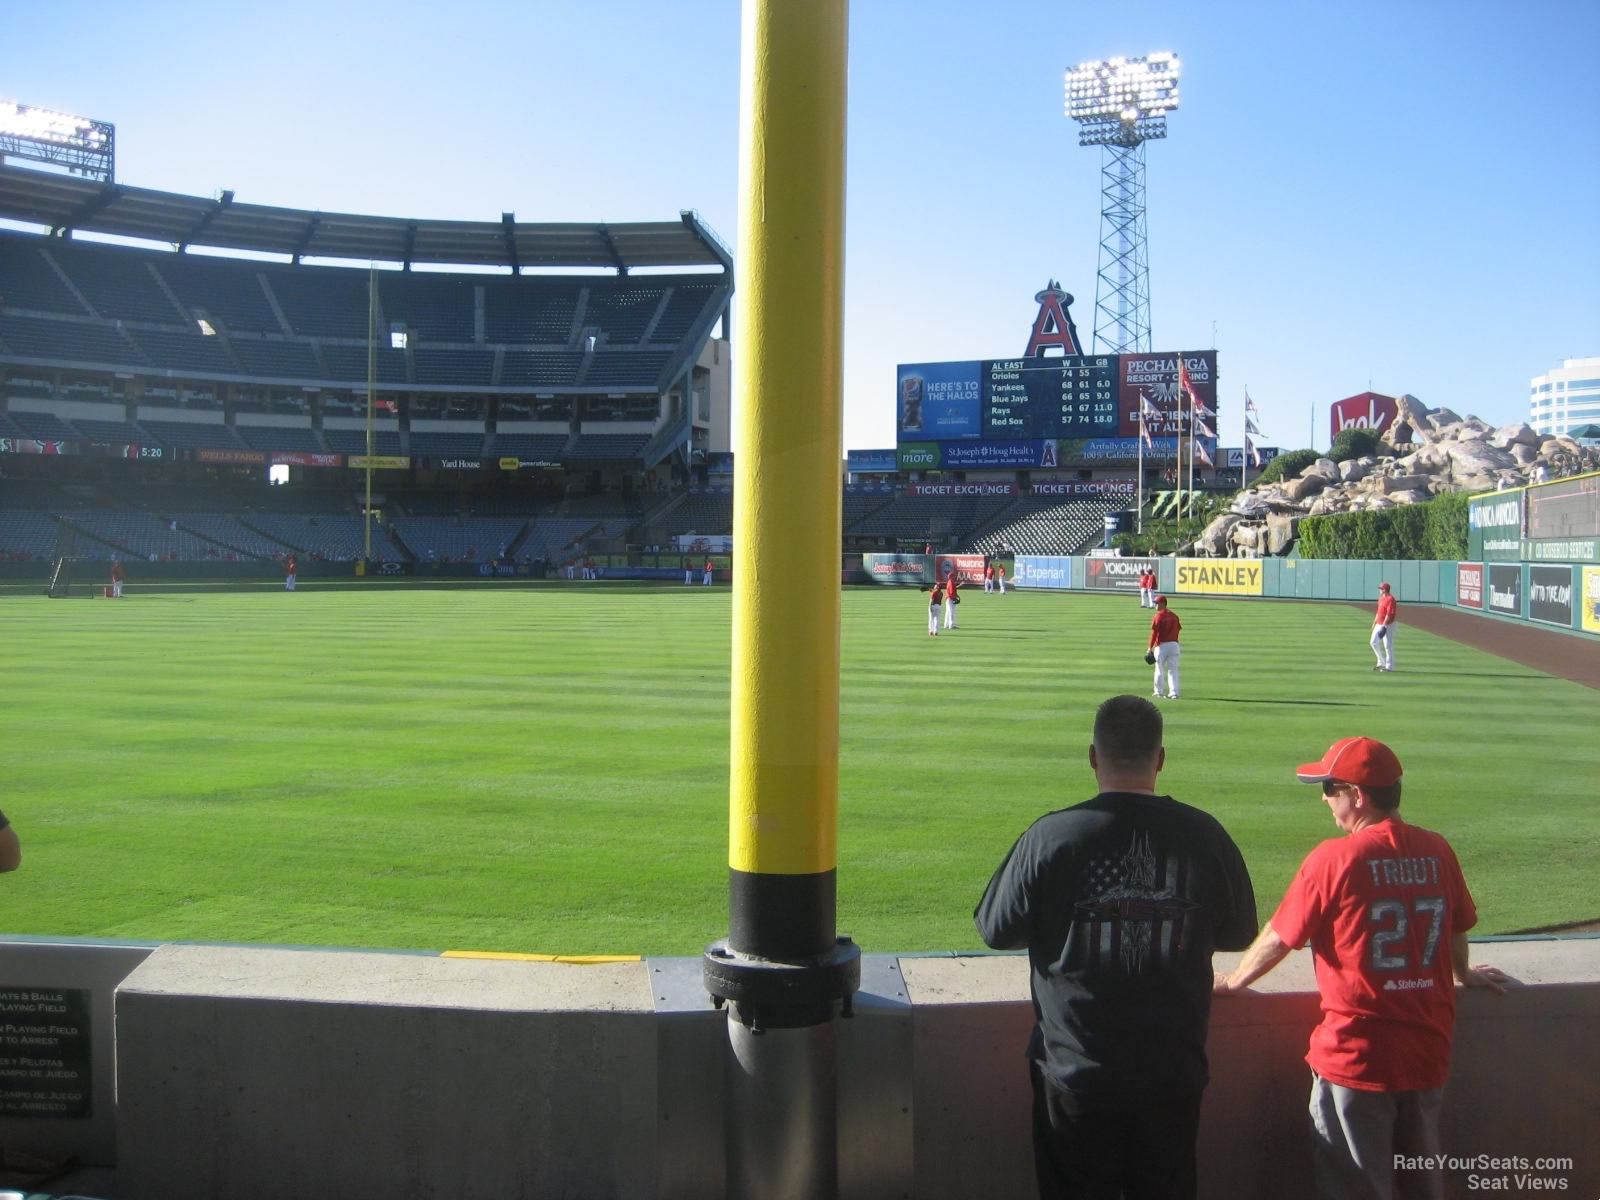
top-left (1154, 595), bottom-right (1167, 606)
top-left (1379, 582), bottom-right (1391, 592)
top-left (1296, 736), bottom-right (1403, 787)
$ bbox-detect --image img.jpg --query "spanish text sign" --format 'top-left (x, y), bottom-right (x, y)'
top-left (0, 987), bottom-right (92, 1117)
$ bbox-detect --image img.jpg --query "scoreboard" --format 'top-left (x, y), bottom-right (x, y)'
top-left (983, 357), bottom-right (1117, 439)
top-left (898, 350), bottom-right (1219, 455)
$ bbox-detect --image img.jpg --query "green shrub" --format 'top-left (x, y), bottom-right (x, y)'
top-left (1328, 427), bottom-right (1382, 463)
top-left (1298, 491), bottom-right (1469, 560)
top-left (1251, 448), bottom-right (1321, 488)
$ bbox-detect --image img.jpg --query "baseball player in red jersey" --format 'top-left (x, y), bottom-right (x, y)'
top-left (1215, 737), bottom-right (1505, 1200)
top-left (1139, 568), bottom-right (1157, 608)
top-left (928, 579), bottom-right (945, 636)
top-left (984, 561), bottom-right (995, 593)
top-left (1148, 595), bottom-right (1181, 699)
top-left (110, 558), bottom-right (125, 598)
top-left (285, 554), bottom-right (297, 591)
top-left (1371, 582), bottom-right (1397, 671)
top-left (943, 570), bottom-right (960, 629)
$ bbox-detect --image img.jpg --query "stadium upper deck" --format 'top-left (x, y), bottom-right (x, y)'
top-left (0, 163), bottom-right (732, 473)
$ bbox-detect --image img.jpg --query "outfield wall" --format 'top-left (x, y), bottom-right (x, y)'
top-left (1, 937), bottom-right (1595, 1198)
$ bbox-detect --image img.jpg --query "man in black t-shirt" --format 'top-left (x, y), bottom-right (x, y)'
top-left (975, 694), bottom-right (1257, 1200)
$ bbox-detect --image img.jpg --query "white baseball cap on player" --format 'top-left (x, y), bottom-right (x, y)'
top-left (1296, 736), bottom-right (1403, 788)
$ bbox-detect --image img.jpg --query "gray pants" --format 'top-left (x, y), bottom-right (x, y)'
top-left (1309, 1072), bottom-right (1444, 1200)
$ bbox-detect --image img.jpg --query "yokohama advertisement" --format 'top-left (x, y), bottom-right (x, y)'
top-left (1527, 564), bottom-right (1574, 627)
top-left (1487, 564), bottom-right (1522, 617)
top-left (1456, 563), bottom-right (1484, 610)
top-left (1083, 556), bottom-right (1157, 592)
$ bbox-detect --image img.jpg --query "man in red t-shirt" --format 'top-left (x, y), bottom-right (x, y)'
top-left (984, 562), bottom-right (995, 593)
top-left (1147, 596), bottom-right (1181, 699)
top-left (996, 563), bottom-right (1006, 594)
top-left (284, 554), bottom-right (297, 592)
top-left (927, 579), bottom-right (944, 636)
top-left (943, 569), bottom-right (960, 629)
top-left (110, 558), bottom-right (125, 599)
top-left (1214, 737), bottom-right (1505, 1199)
top-left (1371, 581), bottom-right (1398, 672)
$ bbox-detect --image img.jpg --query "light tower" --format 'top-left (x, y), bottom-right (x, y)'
top-left (1065, 53), bottom-right (1180, 354)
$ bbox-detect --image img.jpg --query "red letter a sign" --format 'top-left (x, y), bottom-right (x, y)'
top-left (1023, 281), bottom-right (1083, 357)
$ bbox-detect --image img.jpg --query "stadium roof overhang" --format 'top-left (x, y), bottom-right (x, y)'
top-left (0, 164), bottom-right (732, 274)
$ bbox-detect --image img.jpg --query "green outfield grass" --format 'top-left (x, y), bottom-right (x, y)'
top-left (0, 582), bottom-right (1593, 955)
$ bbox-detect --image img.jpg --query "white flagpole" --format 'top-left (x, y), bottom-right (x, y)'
top-left (1137, 401), bottom-right (1145, 535)
top-left (1241, 388), bottom-right (1250, 493)
top-left (1179, 371), bottom-right (1189, 524)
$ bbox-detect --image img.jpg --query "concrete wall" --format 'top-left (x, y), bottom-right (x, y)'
top-left (1, 937), bottom-right (1594, 1198)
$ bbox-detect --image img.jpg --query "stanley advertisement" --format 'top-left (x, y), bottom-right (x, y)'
top-left (1175, 559), bottom-right (1263, 596)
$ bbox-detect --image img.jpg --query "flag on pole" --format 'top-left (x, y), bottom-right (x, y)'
top-left (1245, 433), bottom-right (1262, 467)
top-left (1139, 393), bottom-right (1159, 448)
top-left (1193, 415), bottom-right (1215, 439)
top-left (1245, 414), bottom-right (1261, 436)
top-left (1245, 389), bottom-right (1260, 415)
top-left (1178, 358), bottom-right (1199, 405)
top-left (1193, 438), bottom-right (1213, 467)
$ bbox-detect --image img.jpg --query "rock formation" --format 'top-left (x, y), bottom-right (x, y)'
top-left (1195, 397), bottom-right (1592, 558)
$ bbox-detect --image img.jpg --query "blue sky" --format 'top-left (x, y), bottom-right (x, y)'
top-left (7, 0), bottom-right (1596, 453)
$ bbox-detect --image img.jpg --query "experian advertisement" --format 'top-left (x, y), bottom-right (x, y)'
top-left (1013, 556), bottom-right (1072, 590)
top-left (1083, 556), bottom-right (1156, 592)
top-left (1456, 563), bottom-right (1484, 610)
top-left (1175, 559), bottom-right (1263, 596)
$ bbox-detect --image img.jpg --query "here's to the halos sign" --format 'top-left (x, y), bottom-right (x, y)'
top-left (1175, 559), bottom-right (1264, 596)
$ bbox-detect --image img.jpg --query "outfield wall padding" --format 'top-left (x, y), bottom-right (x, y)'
top-left (0, 937), bottom-right (1595, 1198)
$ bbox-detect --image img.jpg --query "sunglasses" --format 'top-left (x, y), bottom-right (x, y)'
top-left (1321, 780), bottom-right (1351, 797)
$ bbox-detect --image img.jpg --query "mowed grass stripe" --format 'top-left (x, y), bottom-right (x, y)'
top-left (0, 586), bottom-right (1594, 955)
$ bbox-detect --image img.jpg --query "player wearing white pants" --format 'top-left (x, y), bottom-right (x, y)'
top-left (1148, 595), bottom-right (1181, 699)
top-left (1371, 582), bottom-right (1397, 671)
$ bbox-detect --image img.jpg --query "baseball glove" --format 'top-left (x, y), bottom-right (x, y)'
top-left (1144, 650), bottom-right (1156, 665)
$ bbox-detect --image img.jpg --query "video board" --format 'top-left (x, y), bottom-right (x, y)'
top-left (898, 356), bottom-right (1117, 441)
top-left (897, 351), bottom-right (1218, 448)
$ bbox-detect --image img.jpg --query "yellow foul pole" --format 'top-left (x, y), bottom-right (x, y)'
top-left (728, 0), bottom-right (846, 922)
top-left (704, 4), bottom-right (856, 1195)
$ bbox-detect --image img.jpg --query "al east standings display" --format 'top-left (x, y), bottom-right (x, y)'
top-left (897, 351), bottom-right (1218, 459)
top-left (898, 356), bottom-right (1118, 441)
